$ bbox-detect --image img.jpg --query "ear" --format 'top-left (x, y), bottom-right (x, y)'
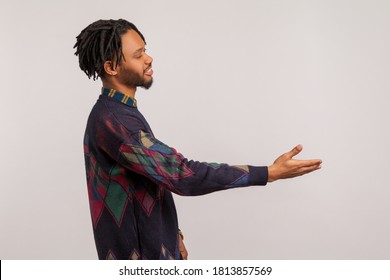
top-left (103, 61), bottom-right (118, 76)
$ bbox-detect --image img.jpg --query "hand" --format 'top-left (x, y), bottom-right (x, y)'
top-left (178, 231), bottom-right (188, 260)
top-left (268, 145), bottom-right (322, 182)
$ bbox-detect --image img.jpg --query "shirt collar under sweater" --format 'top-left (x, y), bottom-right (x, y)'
top-left (101, 87), bottom-right (137, 108)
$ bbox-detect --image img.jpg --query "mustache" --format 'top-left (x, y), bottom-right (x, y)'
top-left (144, 64), bottom-right (152, 72)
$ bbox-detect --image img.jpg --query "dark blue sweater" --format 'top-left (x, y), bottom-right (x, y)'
top-left (83, 88), bottom-right (268, 259)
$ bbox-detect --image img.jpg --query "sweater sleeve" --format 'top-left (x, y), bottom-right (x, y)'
top-left (116, 129), bottom-right (268, 196)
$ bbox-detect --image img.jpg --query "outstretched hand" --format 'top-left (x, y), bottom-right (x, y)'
top-left (268, 145), bottom-right (322, 182)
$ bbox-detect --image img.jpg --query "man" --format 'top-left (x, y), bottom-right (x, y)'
top-left (74, 19), bottom-right (322, 260)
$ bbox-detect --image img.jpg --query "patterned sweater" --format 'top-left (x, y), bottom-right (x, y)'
top-left (83, 88), bottom-right (269, 260)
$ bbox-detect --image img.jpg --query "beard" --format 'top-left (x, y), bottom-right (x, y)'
top-left (120, 66), bottom-right (153, 90)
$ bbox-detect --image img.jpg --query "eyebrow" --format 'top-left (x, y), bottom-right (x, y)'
top-left (133, 47), bottom-right (145, 55)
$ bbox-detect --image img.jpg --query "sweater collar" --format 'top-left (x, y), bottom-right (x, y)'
top-left (101, 88), bottom-right (137, 108)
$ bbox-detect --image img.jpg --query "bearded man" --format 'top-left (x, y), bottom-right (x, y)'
top-left (74, 19), bottom-right (322, 260)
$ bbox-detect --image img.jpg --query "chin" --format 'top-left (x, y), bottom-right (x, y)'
top-left (142, 78), bottom-right (153, 90)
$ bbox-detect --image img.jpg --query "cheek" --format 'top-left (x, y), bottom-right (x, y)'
top-left (120, 60), bottom-right (137, 74)
top-left (127, 59), bottom-right (144, 72)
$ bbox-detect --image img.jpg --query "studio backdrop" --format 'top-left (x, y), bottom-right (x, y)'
top-left (0, 0), bottom-right (389, 259)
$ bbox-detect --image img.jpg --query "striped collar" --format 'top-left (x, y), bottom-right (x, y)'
top-left (101, 88), bottom-right (137, 108)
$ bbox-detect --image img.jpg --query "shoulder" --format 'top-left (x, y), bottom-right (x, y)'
top-left (98, 96), bottom-right (148, 134)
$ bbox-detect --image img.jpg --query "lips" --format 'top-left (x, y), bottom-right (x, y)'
top-left (144, 66), bottom-right (153, 76)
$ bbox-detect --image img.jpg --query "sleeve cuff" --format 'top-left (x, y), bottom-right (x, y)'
top-left (248, 166), bottom-right (268, 186)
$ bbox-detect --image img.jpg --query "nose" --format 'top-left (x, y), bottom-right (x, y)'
top-left (145, 53), bottom-right (153, 64)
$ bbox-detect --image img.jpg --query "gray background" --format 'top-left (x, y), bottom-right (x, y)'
top-left (1, 0), bottom-right (389, 259)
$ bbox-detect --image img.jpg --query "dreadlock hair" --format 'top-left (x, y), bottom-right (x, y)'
top-left (74, 19), bottom-right (146, 80)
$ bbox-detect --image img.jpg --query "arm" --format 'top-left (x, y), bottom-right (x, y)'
top-left (117, 130), bottom-right (268, 196)
top-left (100, 115), bottom-right (320, 193)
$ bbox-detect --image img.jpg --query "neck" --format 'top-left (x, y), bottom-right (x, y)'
top-left (102, 80), bottom-right (136, 98)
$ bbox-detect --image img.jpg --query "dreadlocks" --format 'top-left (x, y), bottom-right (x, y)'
top-left (74, 19), bottom-right (146, 80)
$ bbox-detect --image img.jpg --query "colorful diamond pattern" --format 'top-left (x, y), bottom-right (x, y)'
top-left (105, 181), bottom-right (129, 225)
top-left (130, 249), bottom-right (141, 260)
top-left (160, 244), bottom-right (174, 260)
top-left (120, 132), bottom-right (194, 189)
top-left (132, 179), bottom-right (159, 217)
top-left (204, 162), bottom-right (224, 169)
top-left (85, 149), bottom-right (134, 227)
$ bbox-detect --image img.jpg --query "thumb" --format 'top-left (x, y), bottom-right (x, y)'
top-left (286, 144), bottom-right (303, 159)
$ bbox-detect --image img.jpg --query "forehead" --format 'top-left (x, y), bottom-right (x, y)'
top-left (121, 29), bottom-right (145, 53)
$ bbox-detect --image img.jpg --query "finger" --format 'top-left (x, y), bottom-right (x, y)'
top-left (285, 144), bottom-right (303, 159)
top-left (293, 159), bottom-right (322, 167)
top-left (297, 164), bottom-right (322, 175)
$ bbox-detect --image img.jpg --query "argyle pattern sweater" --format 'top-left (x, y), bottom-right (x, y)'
top-left (83, 88), bottom-right (269, 260)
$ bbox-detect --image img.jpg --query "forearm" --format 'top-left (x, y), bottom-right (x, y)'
top-left (167, 160), bottom-right (268, 196)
